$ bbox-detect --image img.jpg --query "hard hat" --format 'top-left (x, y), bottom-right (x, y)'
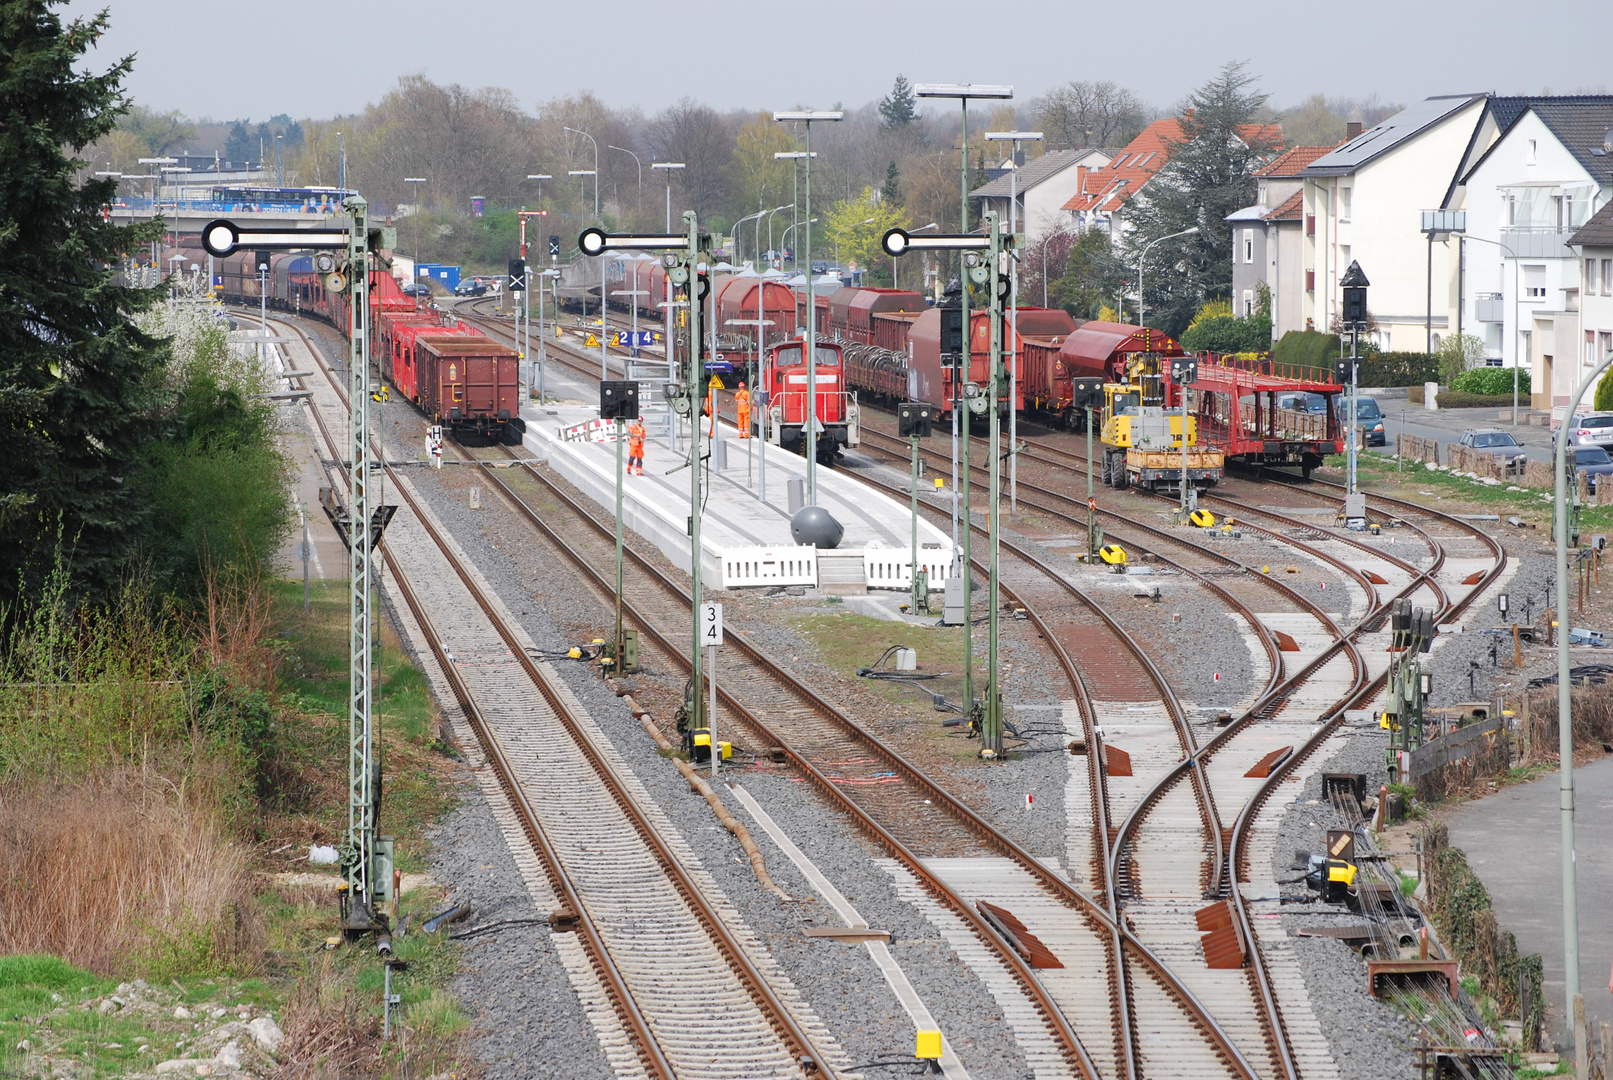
top-left (739, 381), bottom-right (746, 388)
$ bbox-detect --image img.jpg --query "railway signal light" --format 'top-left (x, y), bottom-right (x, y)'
top-left (898, 402), bottom-right (934, 438)
top-left (940, 306), bottom-right (964, 363)
top-left (1071, 376), bottom-right (1104, 407)
top-left (599, 380), bottom-right (639, 420)
top-left (1335, 357), bottom-right (1361, 384)
top-left (1170, 357), bottom-right (1198, 385)
top-left (508, 259), bottom-right (526, 292)
top-left (255, 249), bottom-right (271, 272)
top-left (1340, 260), bottom-right (1370, 325)
top-left (549, 234), bottom-right (561, 258)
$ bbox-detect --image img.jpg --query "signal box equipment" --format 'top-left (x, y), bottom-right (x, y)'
top-left (898, 401), bottom-right (934, 438)
top-left (599, 380), bottom-right (639, 420)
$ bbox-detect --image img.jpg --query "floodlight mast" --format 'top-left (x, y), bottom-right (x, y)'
top-left (985, 130), bottom-right (1043, 514)
top-left (773, 110), bottom-right (842, 503)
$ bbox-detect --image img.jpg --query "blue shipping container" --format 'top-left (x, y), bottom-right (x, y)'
top-left (414, 263), bottom-right (462, 291)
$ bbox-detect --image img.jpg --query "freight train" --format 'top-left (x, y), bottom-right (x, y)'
top-left (817, 284), bottom-right (1344, 475)
top-left (215, 250), bottom-right (525, 445)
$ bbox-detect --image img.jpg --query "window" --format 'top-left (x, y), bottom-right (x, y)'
top-left (1524, 264), bottom-right (1547, 299)
top-left (1591, 259), bottom-right (1601, 296)
top-left (1603, 259), bottom-right (1612, 296)
top-left (1602, 332), bottom-right (1613, 362)
top-left (1243, 290), bottom-right (1254, 316)
top-left (1591, 331), bottom-right (1599, 367)
top-left (1527, 138), bottom-right (1538, 165)
top-left (1340, 187), bottom-right (1352, 221)
top-left (1506, 195), bottom-right (1517, 226)
top-left (1243, 229), bottom-right (1254, 264)
top-left (1553, 195), bottom-right (1566, 228)
top-left (1305, 269), bottom-right (1315, 291)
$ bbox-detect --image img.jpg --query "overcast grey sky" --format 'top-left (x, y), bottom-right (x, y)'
top-left (67, 0), bottom-right (1613, 122)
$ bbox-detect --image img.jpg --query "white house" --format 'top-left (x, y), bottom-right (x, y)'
top-left (971, 148), bottom-right (1110, 241)
top-left (1570, 201), bottom-right (1613, 387)
top-left (1453, 101), bottom-right (1613, 409)
top-left (1301, 95), bottom-right (1501, 352)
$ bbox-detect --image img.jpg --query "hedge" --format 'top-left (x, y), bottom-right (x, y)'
top-left (1181, 315), bottom-right (1271, 354)
top-left (1269, 332), bottom-right (1439, 387)
top-left (1452, 367), bottom-right (1530, 396)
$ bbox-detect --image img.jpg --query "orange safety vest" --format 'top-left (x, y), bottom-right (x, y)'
top-left (735, 388), bottom-right (751, 413)
top-left (627, 422), bottom-right (646, 452)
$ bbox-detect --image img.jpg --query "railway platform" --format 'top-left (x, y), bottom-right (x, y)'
top-left (523, 399), bottom-right (954, 601)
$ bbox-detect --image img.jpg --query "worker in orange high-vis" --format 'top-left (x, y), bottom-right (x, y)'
top-left (627, 417), bottom-right (646, 476)
top-left (702, 389), bottom-right (716, 437)
top-left (734, 381), bottom-right (751, 439)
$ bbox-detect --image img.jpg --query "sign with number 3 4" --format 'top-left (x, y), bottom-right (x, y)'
top-left (701, 602), bottom-right (723, 647)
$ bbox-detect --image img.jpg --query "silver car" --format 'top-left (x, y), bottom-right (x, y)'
top-left (1565, 412), bottom-right (1613, 449)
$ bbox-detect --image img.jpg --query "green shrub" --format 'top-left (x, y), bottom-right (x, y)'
top-left (1181, 314), bottom-right (1271, 353)
top-left (1452, 367), bottom-right (1530, 396)
top-left (1271, 330), bottom-right (1340, 371)
top-left (1361, 351), bottom-right (1440, 388)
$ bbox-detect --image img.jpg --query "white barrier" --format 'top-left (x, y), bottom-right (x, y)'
top-left (560, 418), bottom-right (622, 443)
top-left (720, 545), bottom-right (819, 588)
top-left (863, 545), bottom-right (955, 591)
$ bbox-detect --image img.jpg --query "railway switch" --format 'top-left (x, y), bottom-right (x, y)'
top-left (1099, 543), bottom-right (1128, 569)
top-left (1189, 509), bottom-right (1216, 528)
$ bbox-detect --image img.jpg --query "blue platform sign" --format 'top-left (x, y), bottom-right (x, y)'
top-left (612, 330), bottom-right (658, 347)
top-left (212, 274), bottom-right (223, 287)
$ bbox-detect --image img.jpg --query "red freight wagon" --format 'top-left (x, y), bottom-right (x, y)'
top-left (383, 315), bottom-right (477, 403)
top-left (415, 336), bottom-right (525, 445)
top-left (871, 310), bottom-right (924, 352)
top-left (1056, 321), bottom-right (1184, 385)
top-left (908, 307), bottom-right (1077, 416)
top-left (715, 277), bottom-right (798, 349)
top-left (1179, 353), bottom-right (1343, 476)
top-left (846, 288), bottom-right (924, 345)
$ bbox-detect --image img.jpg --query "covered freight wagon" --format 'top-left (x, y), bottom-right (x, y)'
top-left (907, 306), bottom-right (1077, 417)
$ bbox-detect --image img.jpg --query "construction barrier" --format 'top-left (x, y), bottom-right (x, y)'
top-left (862, 546), bottom-right (956, 591)
top-left (719, 546), bottom-right (818, 589)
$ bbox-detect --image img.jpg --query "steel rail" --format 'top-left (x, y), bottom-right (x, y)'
top-left (282, 315), bottom-right (835, 1077)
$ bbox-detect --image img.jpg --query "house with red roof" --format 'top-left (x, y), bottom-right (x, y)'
top-left (1060, 117), bottom-right (1284, 238)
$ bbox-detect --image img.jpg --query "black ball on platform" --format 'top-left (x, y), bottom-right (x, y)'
top-left (790, 506), bottom-right (844, 549)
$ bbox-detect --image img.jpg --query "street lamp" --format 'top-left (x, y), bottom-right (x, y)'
top-left (525, 173), bottom-right (552, 207)
top-left (732, 208), bottom-right (769, 267)
top-left (833, 217), bottom-right (876, 267)
top-left (774, 151), bottom-right (817, 268)
top-left (403, 177), bottom-right (427, 271)
top-left (608, 146), bottom-right (642, 217)
top-left (897, 223), bottom-right (939, 291)
top-left (564, 127), bottom-right (600, 221)
top-left (651, 162), bottom-right (685, 231)
top-left (570, 170), bottom-right (606, 377)
top-left (1137, 226), bottom-right (1198, 327)
top-left (773, 110), bottom-right (843, 505)
top-left (986, 130), bottom-right (1044, 514)
top-left (757, 205), bottom-right (789, 272)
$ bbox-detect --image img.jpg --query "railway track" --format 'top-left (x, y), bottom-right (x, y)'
top-left (276, 316), bottom-right (845, 1080)
top-left (413, 307), bottom-right (1507, 1079)
top-left (848, 413), bottom-right (1504, 1080)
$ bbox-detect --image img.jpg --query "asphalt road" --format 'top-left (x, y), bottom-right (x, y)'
top-left (1443, 755), bottom-right (1613, 1048)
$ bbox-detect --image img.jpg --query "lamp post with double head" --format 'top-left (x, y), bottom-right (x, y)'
top-left (772, 112), bottom-right (843, 504)
top-left (914, 83), bottom-right (1013, 581)
top-left (651, 161), bottom-right (685, 231)
top-left (985, 130), bottom-right (1043, 514)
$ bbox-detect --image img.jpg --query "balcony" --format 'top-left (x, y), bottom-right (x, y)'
top-left (1501, 227), bottom-right (1578, 259)
top-left (1475, 292), bottom-right (1506, 323)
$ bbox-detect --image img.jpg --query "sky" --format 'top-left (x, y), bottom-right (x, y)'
top-left (66, 0), bottom-right (1613, 123)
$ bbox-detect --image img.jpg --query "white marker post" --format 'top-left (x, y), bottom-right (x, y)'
top-left (701, 601), bottom-right (724, 779)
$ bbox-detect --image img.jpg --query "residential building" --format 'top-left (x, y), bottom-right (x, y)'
top-left (1569, 201), bottom-right (1613, 392)
top-left (1062, 118), bottom-right (1185, 236)
top-left (1302, 95), bottom-right (1502, 353)
top-left (1227, 140), bottom-right (1351, 340)
top-left (970, 148), bottom-right (1111, 241)
top-left (1455, 101), bottom-right (1613, 409)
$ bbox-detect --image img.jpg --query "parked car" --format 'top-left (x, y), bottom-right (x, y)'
top-left (1459, 428), bottom-right (1529, 472)
top-left (1276, 391), bottom-right (1328, 414)
top-left (1572, 445), bottom-right (1613, 493)
top-left (1350, 396), bottom-right (1386, 446)
top-left (454, 279), bottom-right (489, 297)
top-left (1565, 412), bottom-right (1613, 449)
top-left (398, 280), bottom-right (424, 296)
top-left (811, 260), bottom-right (828, 275)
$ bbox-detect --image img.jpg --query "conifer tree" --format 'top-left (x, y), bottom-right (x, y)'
top-left (879, 75), bottom-right (917, 130)
top-left (0, 1), bottom-right (169, 607)
top-left (880, 160), bottom-right (902, 207)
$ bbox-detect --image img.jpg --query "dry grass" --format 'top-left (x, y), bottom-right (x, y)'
top-left (0, 769), bottom-right (257, 978)
top-left (273, 956), bottom-right (383, 1080)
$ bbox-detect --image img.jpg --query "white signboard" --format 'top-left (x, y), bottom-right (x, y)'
top-left (701, 602), bottom-right (724, 648)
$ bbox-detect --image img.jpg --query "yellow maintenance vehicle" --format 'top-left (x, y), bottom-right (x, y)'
top-left (1097, 353), bottom-right (1225, 492)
